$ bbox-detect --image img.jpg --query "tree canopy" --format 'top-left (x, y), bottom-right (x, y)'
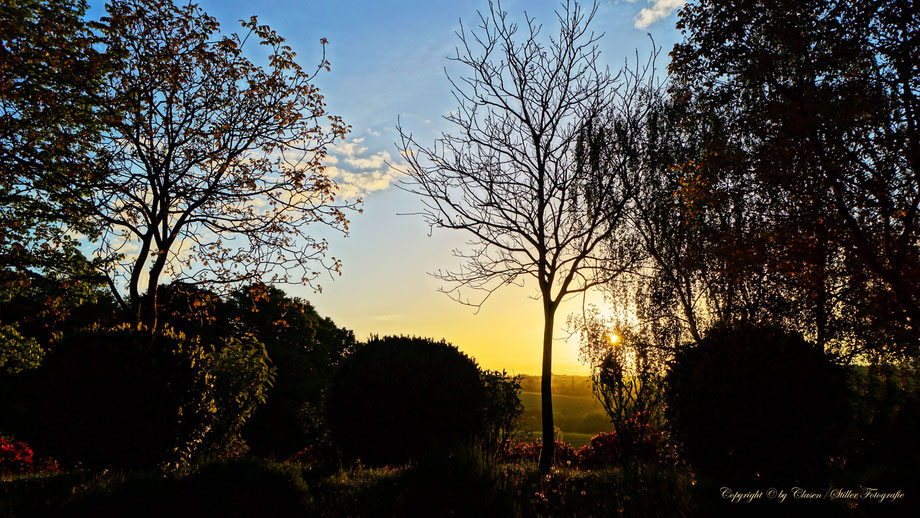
top-left (655, 0), bottom-right (920, 358)
top-left (0, 0), bottom-right (112, 299)
top-left (90, 0), bottom-right (355, 323)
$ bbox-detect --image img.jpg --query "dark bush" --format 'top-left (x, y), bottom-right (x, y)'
top-left (326, 335), bottom-right (487, 466)
top-left (396, 446), bottom-right (514, 517)
top-left (228, 284), bottom-right (356, 459)
top-left (480, 369), bottom-right (524, 457)
top-left (842, 362), bottom-right (920, 507)
top-left (151, 282), bottom-right (354, 459)
top-left (664, 323), bottom-right (848, 482)
top-left (12, 325), bottom-right (215, 470)
top-left (178, 457), bottom-right (313, 517)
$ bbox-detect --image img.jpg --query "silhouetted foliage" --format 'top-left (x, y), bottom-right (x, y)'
top-left (326, 336), bottom-right (486, 466)
top-left (10, 325), bottom-right (215, 470)
top-left (149, 282), bottom-right (354, 458)
top-left (844, 362), bottom-right (920, 494)
top-left (670, 0), bottom-right (920, 357)
top-left (479, 369), bottom-right (524, 458)
top-left (573, 307), bottom-right (668, 465)
top-left (202, 335), bottom-right (276, 458)
top-left (664, 324), bottom-right (849, 482)
top-left (396, 447), bottom-right (515, 517)
top-left (1, 0), bottom-right (114, 293)
top-left (228, 284), bottom-right (355, 458)
top-left (49, 457), bottom-right (312, 517)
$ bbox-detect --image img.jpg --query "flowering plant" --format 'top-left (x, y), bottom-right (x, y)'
top-left (0, 436), bottom-right (59, 476)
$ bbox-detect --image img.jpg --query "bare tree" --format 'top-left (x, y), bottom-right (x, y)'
top-left (90, 0), bottom-right (355, 324)
top-left (398, 0), bottom-right (635, 472)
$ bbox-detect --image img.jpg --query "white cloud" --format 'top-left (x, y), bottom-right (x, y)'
top-left (330, 137), bottom-right (367, 160)
top-left (323, 140), bottom-right (403, 200)
top-left (345, 150), bottom-right (392, 170)
top-left (634, 0), bottom-right (684, 29)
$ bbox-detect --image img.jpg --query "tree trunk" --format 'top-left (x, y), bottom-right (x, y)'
top-left (538, 303), bottom-right (556, 473)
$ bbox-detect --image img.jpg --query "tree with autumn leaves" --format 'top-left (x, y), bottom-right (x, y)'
top-left (665, 0), bottom-right (920, 359)
top-left (2, 0), bottom-right (355, 327)
top-left (94, 0), bottom-right (355, 326)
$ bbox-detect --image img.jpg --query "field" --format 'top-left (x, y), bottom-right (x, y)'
top-left (518, 389), bottom-right (614, 445)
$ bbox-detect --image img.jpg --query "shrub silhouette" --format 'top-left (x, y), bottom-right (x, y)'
top-left (14, 325), bottom-right (215, 470)
top-left (326, 335), bottom-right (486, 466)
top-left (664, 323), bottom-right (848, 482)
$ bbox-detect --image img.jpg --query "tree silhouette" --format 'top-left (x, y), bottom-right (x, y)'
top-left (670, 0), bottom-right (920, 357)
top-left (91, 0), bottom-right (355, 324)
top-left (398, 0), bottom-right (635, 471)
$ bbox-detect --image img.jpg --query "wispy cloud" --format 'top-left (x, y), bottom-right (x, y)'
top-left (634, 0), bottom-right (684, 29)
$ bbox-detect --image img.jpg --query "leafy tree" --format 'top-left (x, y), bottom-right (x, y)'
top-left (1, 0), bottom-right (115, 337)
top-left (670, 0), bottom-right (920, 358)
top-left (227, 284), bottom-right (355, 458)
top-left (91, 0), bottom-right (355, 325)
top-left (398, 0), bottom-right (637, 472)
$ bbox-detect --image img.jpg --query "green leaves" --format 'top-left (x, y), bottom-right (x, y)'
top-left (1, 0), bottom-right (114, 293)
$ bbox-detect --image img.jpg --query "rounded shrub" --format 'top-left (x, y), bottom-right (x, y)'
top-left (14, 324), bottom-right (215, 470)
top-left (664, 324), bottom-right (848, 482)
top-left (326, 335), bottom-right (487, 466)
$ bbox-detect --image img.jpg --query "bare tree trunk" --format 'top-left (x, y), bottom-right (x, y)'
top-left (539, 303), bottom-right (556, 472)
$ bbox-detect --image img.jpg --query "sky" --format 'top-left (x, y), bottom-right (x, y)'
top-left (85, 0), bottom-right (685, 375)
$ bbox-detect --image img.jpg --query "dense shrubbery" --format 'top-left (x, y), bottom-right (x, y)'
top-left (326, 335), bottom-right (487, 466)
top-left (227, 284), bottom-right (356, 459)
top-left (43, 458), bottom-right (312, 517)
top-left (202, 335), bottom-right (276, 458)
top-left (154, 282), bottom-right (356, 459)
top-left (842, 362), bottom-right (920, 501)
top-left (500, 423), bottom-right (669, 470)
top-left (575, 417), bottom-right (669, 468)
top-left (0, 437), bottom-right (58, 476)
top-left (480, 369), bottom-right (524, 457)
top-left (665, 324), bottom-right (849, 482)
top-left (9, 325), bottom-right (215, 470)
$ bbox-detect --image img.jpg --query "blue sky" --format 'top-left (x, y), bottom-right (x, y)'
top-left (86, 0), bottom-right (685, 374)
